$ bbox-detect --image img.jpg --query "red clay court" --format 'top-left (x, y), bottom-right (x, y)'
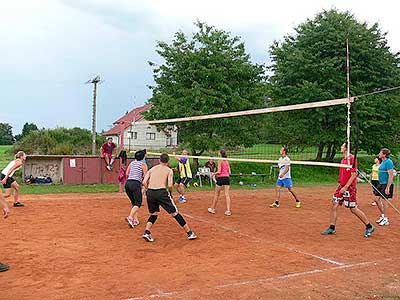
top-left (1, 185), bottom-right (400, 300)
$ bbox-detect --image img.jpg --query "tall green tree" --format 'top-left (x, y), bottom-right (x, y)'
top-left (268, 9), bottom-right (400, 160)
top-left (145, 21), bottom-right (267, 165)
top-left (0, 123), bottom-right (14, 145)
top-left (15, 122), bottom-right (38, 141)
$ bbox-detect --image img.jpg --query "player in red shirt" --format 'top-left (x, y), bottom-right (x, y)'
top-left (321, 143), bottom-right (375, 238)
top-left (100, 137), bottom-right (117, 171)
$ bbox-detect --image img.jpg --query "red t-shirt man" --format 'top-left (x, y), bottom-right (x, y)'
top-left (100, 138), bottom-right (117, 170)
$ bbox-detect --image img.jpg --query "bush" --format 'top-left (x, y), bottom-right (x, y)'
top-left (14, 127), bottom-right (105, 155)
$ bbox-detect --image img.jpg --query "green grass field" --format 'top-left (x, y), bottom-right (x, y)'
top-left (0, 145), bottom-right (13, 170)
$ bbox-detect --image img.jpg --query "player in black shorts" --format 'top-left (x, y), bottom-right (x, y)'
top-left (141, 153), bottom-right (197, 242)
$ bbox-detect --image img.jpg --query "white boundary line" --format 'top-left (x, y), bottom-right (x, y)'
top-left (123, 260), bottom-right (381, 300)
top-left (183, 213), bottom-right (345, 266)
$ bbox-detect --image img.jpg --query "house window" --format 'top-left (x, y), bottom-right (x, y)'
top-left (146, 132), bottom-right (156, 140)
top-left (128, 132), bottom-right (138, 139)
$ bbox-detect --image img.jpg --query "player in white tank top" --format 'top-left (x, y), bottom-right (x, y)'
top-left (1, 151), bottom-right (26, 207)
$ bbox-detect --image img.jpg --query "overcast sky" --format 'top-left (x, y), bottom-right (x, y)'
top-left (1, 0), bottom-right (399, 135)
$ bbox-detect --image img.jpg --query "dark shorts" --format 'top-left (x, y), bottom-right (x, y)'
top-left (146, 189), bottom-right (177, 214)
top-left (371, 180), bottom-right (380, 196)
top-left (378, 183), bottom-right (394, 199)
top-left (1, 173), bottom-right (15, 189)
top-left (176, 177), bottom-right (191, 187)
top-left (216, 176), bottom-right (230, 186)
top-left (332, 185), bottom-right (357, 208)
top-left (125, 180), bottom-right (143, 207)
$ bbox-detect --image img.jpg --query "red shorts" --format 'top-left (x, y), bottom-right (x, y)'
top-left (332, 185), bottom-right (357, 208)
top-left (103, 153), bottom-right (113, 160)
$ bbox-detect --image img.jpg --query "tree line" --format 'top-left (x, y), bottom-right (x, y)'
top-left (145, 9), bottom-right (400, 161)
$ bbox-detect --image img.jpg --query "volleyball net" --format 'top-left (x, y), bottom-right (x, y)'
top-left (132, 97), bottom-right (356, 169)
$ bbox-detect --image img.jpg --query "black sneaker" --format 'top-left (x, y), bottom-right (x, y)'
top-left (0, 262), bottom-right (10, 272)
top-left (142, 232), bottom-right (154, 242)
top-left (13, 202), bottom-right (24, 207)
top-left (187, 231), bottom-right (198, 240)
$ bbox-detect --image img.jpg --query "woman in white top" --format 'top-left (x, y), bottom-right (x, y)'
top-left (1, 151), bottom-right (26, 207)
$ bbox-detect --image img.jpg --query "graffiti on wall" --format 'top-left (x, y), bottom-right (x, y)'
top-left (25, 160), bottom-right (62, 182)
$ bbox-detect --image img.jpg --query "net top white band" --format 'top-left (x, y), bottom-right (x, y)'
top-left (134, 97), bottom-right (354, 125)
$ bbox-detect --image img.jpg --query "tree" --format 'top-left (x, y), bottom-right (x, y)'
top-left (145, 21), bottom-right (267, 168)
top-left (0, 123), bottom-right (14, 145)
top-left (268, 9), bottom-right (400, 160)
top-left (15, 122), bottom-right (38, 141)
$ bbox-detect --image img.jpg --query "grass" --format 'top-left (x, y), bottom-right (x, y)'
top-left (20, 183), bottom-right (119, 195)
top-left (0, 145), bottom-right (13, 170)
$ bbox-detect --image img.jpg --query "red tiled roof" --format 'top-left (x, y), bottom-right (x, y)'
top-left (103, 104), bottom-right (153, 136)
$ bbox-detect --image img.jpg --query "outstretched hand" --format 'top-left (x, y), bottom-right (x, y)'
top-left (3, 207), bottom-right (9, 218)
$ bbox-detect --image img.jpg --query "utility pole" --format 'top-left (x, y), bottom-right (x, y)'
top-left (86, 75), bottom-right (102, 155)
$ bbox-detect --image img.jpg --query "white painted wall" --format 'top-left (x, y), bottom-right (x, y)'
top-left (105, 124), bottom-right (178, 151)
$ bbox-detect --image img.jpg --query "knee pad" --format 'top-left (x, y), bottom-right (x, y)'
top-left (332, 196), bottom-right (342, 203)
top-left (173, 213), bottom-right (186, 227)
top-left (147, 214), bottom-right (158, 224)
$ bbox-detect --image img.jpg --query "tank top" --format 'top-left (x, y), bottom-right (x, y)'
top-left (218, 160), bottom-right (230, 177)
top-left (128, 160), bottom-right (144, 182)
top-left (1, 160), bottom-right (20, 177)
top-left (371, 164), bottom-right (379, 181)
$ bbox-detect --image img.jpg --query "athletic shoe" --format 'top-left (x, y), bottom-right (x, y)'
top-left (0, 262), bottom-right (10, 272)
top-left (106, 165), bottom-right (112, 171)
top-left (376, 216), bottom-right (385, 224)
top-left (379, 217), bottom-right (389, 226)
top-left (371, 201), bottom-right (377, 206)
top-left (133, 220), bottom-right (140, 226)
top-left (142, 232), bottom-right (154, 242)
top-left (269, 202), bottom-right (280, 208)
top-left (321, 227), bottom-right (336, 235)
top-left (13, 202), bottom-right (24, 207)
top-left (224, 211), bottom-right (232, 216)
top-left (207, 208), bottom-right (216, 214)
top-left (178, 195), bottom-right (186, 203)
top-left (295, 201), bottom-right (302, 208)
top-left (126, 216), bottom-right (134, 228)
top-left (364, 225), bottom-right (376, 238)
top-left (187, 231), bottom-right (197, 240)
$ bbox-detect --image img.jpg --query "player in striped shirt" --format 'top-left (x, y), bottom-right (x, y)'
top-left (125, 150), bottom-right (148, 228)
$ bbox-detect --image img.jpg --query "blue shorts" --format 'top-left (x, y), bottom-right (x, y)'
top-left (276, 178), bottom-right (293, 188)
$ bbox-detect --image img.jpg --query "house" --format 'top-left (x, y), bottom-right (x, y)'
top-left (102, 104), bottom-right (178, 151)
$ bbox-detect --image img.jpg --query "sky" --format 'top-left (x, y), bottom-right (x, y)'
top-left (1, 0), bottom-right (399, 135)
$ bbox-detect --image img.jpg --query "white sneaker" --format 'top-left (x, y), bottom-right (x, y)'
top-left (376, 216), bottom-right (385, 224)
top-left (224, 211), bottom-right (232, 216)
top-left (371, 202), bottom-right (377, 206)
top-left (379, 217), bottom-right (389, 226)
top-left (207, 207), bottom-right (216, 214)
top-left (126, 216), bottom-right (134, 228)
